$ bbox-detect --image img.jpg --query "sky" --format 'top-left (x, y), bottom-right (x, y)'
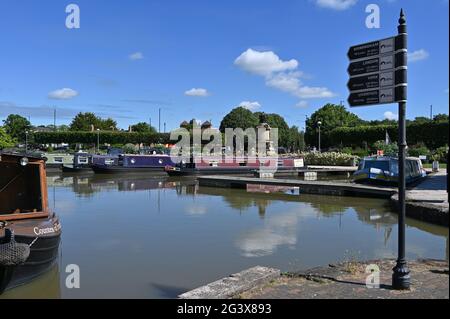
top-left (0, 0), bottom-right (448, 131)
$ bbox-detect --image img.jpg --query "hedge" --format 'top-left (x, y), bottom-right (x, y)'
top-left (328, 121), bottom-right (448, 149)
top-left (33, 131), bottom-right (171, 145)
top-left (302, 152), bottom-right (358, 166)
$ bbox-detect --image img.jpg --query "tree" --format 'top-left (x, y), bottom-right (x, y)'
top-left (412, 116), bottom-right (431, 125)
top-left (131, 122), bottom-right (156, 133)
top-left (254, 112), bottom-right (290, 147)
top-left (69, 112), bottom-right (102, 131)
top-left (305, 104), bottom-right (365, 149)
top-left (69, 113), bottom-right (118, 131)
top-left (0, 127), bottom-right (15, 149)
top-left (285, 126), bottom-right (305, 152)
top-left (219, 107), bottom-right (259, 132)
top-left (433, 113), bottom-right (449, 122)
top-left (2, 114), bottom-right (31, 141)
top-left (101, 118), bottom-right (118, 131)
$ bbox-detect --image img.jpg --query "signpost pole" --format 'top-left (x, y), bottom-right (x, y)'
top-left (392, 9), bottom-right (410, 290)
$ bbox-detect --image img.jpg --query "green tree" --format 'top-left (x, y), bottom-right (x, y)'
top-left (219, 107), bottom-right (259, 132)
top-left (69, 112), bottom-right (102, 131)
top-left (254, 112), bottom-right (290, 147)
top-left (0, 127), bottom-right (16, 149)
top-left (433, 113), bottom-right (449, 122)
top-left (285, 126), bottom-right (305, 152)
top-left (100, 118), bottom-right (118, 131)
top-left (305, 104), bottom-right (365, 149)
top-left (2, 114), bottom-right (31, 141)
top-left (131, 122), bottom-right (156, 133)
top-left (412, 116), bottom-right (432, 125)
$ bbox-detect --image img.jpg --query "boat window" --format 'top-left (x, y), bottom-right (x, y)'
top-left (364, 160), bottom-right (390, 171)
top-left (390, 160), bottom-right (399, 174)
top-left (78, 156), bottom-right (88, 164)
top-left (54, 157), bottom-right (63, 163)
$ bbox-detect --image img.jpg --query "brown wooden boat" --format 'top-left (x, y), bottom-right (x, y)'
top-left (0, 153), bottom-right (61, 294)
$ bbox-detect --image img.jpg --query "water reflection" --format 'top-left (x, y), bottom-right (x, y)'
top-left (5, 173), bottom-right (447, 299)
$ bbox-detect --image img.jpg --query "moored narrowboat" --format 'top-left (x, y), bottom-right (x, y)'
top-left (165, 156), bottom-right (305, 176)
top-left (42, 153), bottom-right (74, 172)
top-left (353, 156), bottom-right (426, 185)
top-left (0, 153), bottom-right (61, 294)
top-left (91, 154), bottom-right (176, 174)
top-left (62, 150), bottom-right (93, 173)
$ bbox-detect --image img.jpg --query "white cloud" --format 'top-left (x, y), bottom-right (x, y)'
top-left (239, 101), bottom-right (261, 111)
top-left (315, 0), bottom-right (358, 10)
top-left (129, 52), bottom-right (144, 60)
top-left (384, 111), bottom-right (398, 120)
top-left (48, 88), bottom-right (78, 100)
top-left (234, 49), bottom-right (298, 76)
top-left (295, 101), bottom-right (309, 108)
top-left (235, 49), bottom-right (335, 102)
top-left (408, 49), bottom-right (429, 62)
top-left (184, 88), bottom-right (209, 97)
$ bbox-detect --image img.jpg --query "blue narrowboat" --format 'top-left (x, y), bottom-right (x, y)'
top-left (353, 156), bottom-right (426, 185)
top-left (91, 154), bottom-right (177, 174)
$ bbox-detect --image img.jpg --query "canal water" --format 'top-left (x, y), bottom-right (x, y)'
top-left (1, 173), bottom-right (448, 299)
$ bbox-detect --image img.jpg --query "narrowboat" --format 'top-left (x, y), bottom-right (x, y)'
top-left (42, 153), bottom-right (74, 172)
top-left (165, 156), bottom-right (305, 176)
top-left (353, 156), bottom-right (426, 185)
top-left (62, 151), bottom-right (93, 173)
top-left (0, 153), bottom-right (61, 294)
top-left (91, 154), bottom-right (177, 174)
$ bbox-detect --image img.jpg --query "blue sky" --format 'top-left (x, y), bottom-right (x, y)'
top-left (0, 0), bottom-right (448, 131)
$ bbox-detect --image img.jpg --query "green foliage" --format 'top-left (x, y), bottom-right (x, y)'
top-left (433, 113), bottom-right (449, 122)
top-left (0, 127), bottom-right (16, 149)
top-left (431, 146), bottom-right (449, 163)
top-left (122, 143), bottom-right (138, 154)
top-left (372, 140), bottom-right (398, 156)
top-left (407, 142), bottom-right (430, 158)
top-left (33, 131), bottom-right (170, 145)
top-left (329, 121), bottom-right (448, 150)
top-left (2, 114), bottom-right (31, 141)
top-left (254, 112), bottom-right (290, 146)
top-left (219, 107), bottom-right (259, 132)
top-left (305, 104), bottom-right (365, 148)
top-left (69, 112), bottom-right (118, 131)
top-left (302, 152), bottom-right (358, 166)
top-left (285, 126), bottom-right (305, 152)
top-left (131, 122), bottom-right (157, 133)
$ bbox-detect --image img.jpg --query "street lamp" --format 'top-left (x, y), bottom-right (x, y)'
top-left (25, 130), bottom-right (29, 154)
top-left (96, 129), bottom-right (100, 154)
top-left (317, 121), bottom-right (322, 152)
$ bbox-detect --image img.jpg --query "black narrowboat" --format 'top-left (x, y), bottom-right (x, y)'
top-left (0, 153), bottom-right (61, 294)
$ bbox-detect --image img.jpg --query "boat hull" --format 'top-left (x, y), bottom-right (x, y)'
top-left (92, 165), bottom-right (167, 174)
top-left (166, 166), bottom-right (301, 177)
top-left (62, 165), bottom-right (93, 173)
top-left (0, 215), bottom-right (61, 294)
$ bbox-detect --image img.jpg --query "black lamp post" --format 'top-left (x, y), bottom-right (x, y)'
top-left (392, 9), bottom-right (410, 290)
top-left (317, 121), bottom-right (322, 152)
top-left (25, 130), bottom-right (29, 154)
top-left (96, 129), bottom-right (100, 154)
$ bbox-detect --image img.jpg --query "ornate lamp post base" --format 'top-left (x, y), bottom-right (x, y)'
top-left (392, 261), bottom-right (410, 290)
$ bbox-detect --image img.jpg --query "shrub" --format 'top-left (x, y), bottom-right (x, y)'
top-left (431, 146), bottom-right (449, 163)
top-left (407, 143), bottom-right (430, 158)
top-left (302, 152), bottom-right (358, 166)
top-left (372, 140), bottom-right (398, 156)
